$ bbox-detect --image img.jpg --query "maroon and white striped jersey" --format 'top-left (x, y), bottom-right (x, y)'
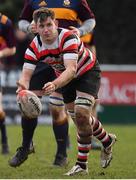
top-left (24, 28), bottom-right (96, 77)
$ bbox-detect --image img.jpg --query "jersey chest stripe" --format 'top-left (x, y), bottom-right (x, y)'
top-left (77, 55), bottom-right (96, 76)
top-left (59, 31), bottom-right (73, 51)
top-left (63, 44), bottom-right (78, 52)
top-left (78, 61), bottom-right (95, 76)
top-left (78, 47), bottom-right (84, 57)
top-left (63, 38), bottom-right (76, 49)
top-left (30, 41), bottom-right (39, 59)
top-left (39, 48), bottom-right (60, 57)
top-left (26, 48), bottom-right (37, 59)
top-left (39, 49), bottom-right (49, 57)
top-left (60, 31), bottom-right (76, 50)
top-left (40, 48), bottom-right (59, 55)
top-left (77, 49), bottom-right (89, 69)
top-left (25, 54), bottom-right (37, 61)
top-left (50, 8), bottom-right (78, 21)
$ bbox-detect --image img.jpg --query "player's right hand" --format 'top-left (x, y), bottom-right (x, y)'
top-left (16, 81), bottom-right (28, 93)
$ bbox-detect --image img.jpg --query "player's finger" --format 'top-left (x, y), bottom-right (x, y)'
top-left (42, 82), bottom-right (51, 90)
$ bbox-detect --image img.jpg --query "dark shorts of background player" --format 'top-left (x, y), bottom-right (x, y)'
top-left (0, 76), bottom-right (2, 92)
top-left (61, 60), bottom-right (101, 104)
top-left (29, 62), bottom-right (62, 93)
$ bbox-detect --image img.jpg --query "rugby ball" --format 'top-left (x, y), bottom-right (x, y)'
top-left (17, 90), bottom-right (42, 119)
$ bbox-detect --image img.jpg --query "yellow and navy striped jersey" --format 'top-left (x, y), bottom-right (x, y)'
top-left (0, 13), bottom-right (15, 49)
top-left (20, 0), bottom-right (94, 43)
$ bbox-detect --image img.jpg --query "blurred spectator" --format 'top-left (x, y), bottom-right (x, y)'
top-left (0, 12), bottom-right (16, 154)
top-left (0, 13), bottom-right (16, 69)
top-left (14, 28), bottom-right (31, 68)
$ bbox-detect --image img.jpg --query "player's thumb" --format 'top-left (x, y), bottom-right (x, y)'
top-left (16, 81), bottom-right (26, 90)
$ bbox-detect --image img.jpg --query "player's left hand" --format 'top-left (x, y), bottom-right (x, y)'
top-left (28, 20), bottom-right (37, 34)
top-left (42, 82), bottom-right (56, 95)
top-left (69, 26), bottom-right (80, 37)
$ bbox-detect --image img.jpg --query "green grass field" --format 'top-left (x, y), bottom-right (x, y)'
top-left (0, 124), bottom-right (136, 179)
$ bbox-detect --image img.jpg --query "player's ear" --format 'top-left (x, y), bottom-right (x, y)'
top-left (55, 20), bottom-right (58, 27)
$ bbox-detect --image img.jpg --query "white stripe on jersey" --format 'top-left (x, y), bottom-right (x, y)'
top-left (26, 48), bottom-right (37, 60)
top-left (63, 38), bottom-right (78, 50)
top-left (58, 28), bottom-right (68, 44)
top-left (76, 49), bottom-right (95, 76)
top-left (23, 63), bottom-right (36, 70)
top-left (77, 48), bottom-right (88, 67)
top-left (77, 60), bottom-right (92, 77)
top-left (63, 53), bottom-right (78, 60)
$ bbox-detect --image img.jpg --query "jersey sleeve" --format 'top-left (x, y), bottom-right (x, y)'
top-left (77, 0), bottom-right (95, 22)
top-left (62, 33), bottom-right (79, 61)
top-left (24, 37), bottom-right (39, 65)
top-left (19, 0), bottom-right (33, 22)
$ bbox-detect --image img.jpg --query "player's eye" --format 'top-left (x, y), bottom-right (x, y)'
top-left (39, 24), bottom-right (44, 28)
top-left (46, 23), bottom-right (52, 27)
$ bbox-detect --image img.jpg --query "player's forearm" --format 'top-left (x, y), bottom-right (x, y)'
top-left (19, 66), bottom-right (35, 89)
top-left (78, 19), bottom-right (96, 36)
top-left (0, 47), bottom-right (16, 58)
top-left (52, 68), bottom-right (76, 89)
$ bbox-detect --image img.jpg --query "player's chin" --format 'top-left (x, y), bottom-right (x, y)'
top-left (44, 35), bottom-right (52, 40)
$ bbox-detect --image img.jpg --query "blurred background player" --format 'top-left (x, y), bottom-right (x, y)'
top-left (8, 0), bottom-right (96, 167)
top-left (14, 27), bottom-right (31, 67)
top-left (0, 13), bottom-right (16, 154)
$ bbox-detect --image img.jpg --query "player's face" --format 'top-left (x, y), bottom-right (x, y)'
top-left (36, 17), bottom-right (58, 44)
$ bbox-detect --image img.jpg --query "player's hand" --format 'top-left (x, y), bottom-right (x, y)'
top-left (28, 21), bottom-right (37, 34)
top-left (69, 26), bottom-right (80, 37)
top-left (16, 81), bottom-right (28, 93)
top-left (42, 82), bottom-right (56, 95)
top-left (0, 51), bottom-right (4, 58)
